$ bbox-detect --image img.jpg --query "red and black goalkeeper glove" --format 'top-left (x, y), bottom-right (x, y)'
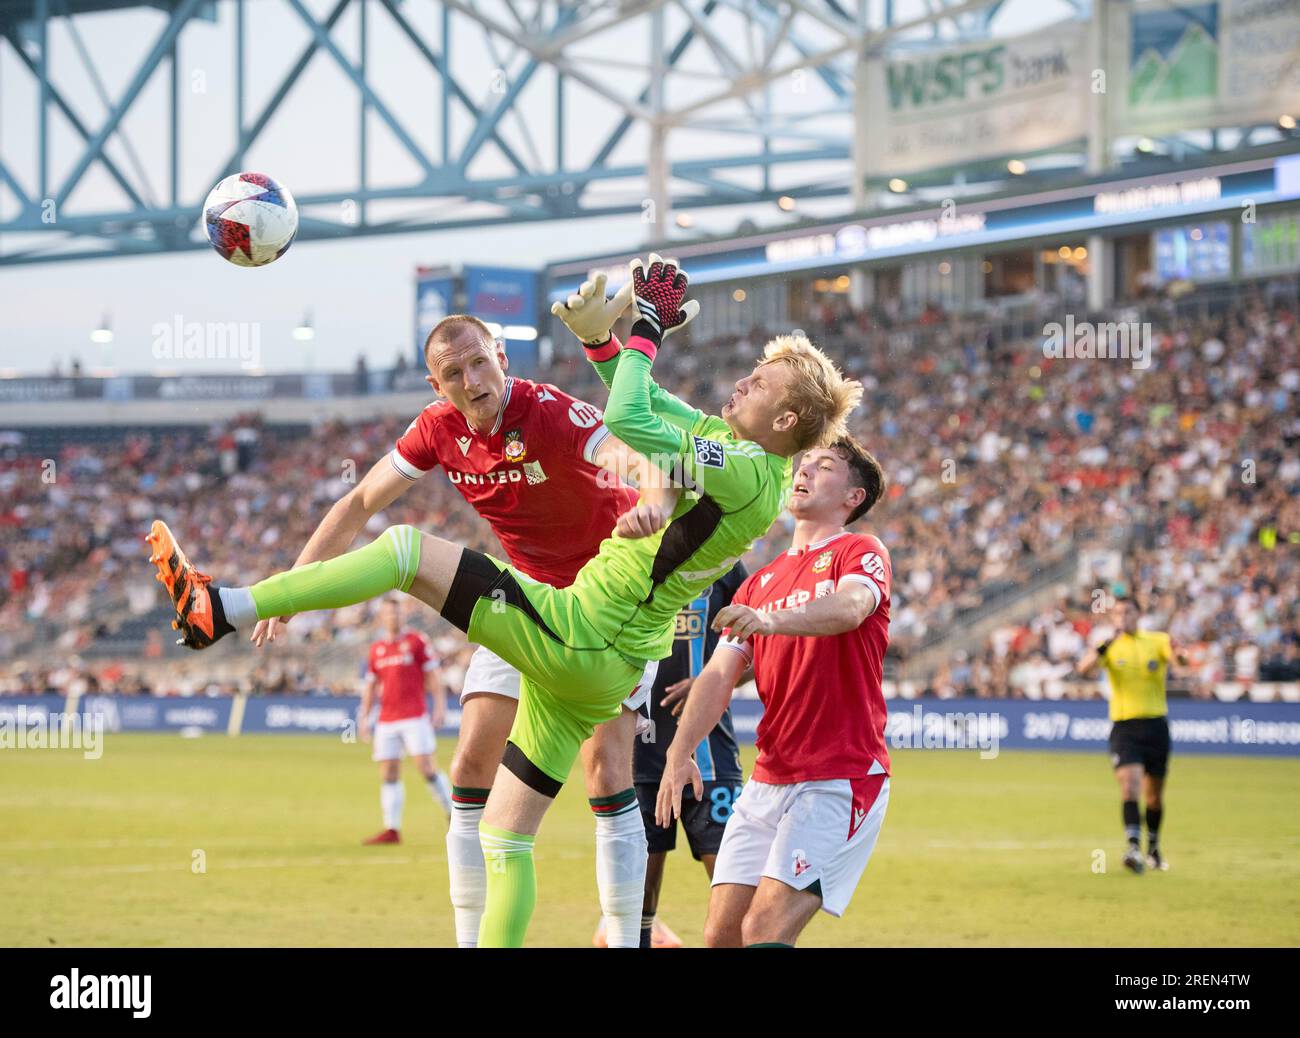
top-left (627, 253), bottom-right (700, 356)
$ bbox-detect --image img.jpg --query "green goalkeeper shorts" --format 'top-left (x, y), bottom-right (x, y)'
top-left (441, 548), bottom-right (650, 787)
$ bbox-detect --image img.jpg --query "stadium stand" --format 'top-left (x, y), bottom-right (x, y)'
top-left (2, 280), bottom-right (1297, 703)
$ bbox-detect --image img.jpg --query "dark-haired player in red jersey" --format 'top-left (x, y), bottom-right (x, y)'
top-left (359, 598), bottom-right (452, 844)
top-left (657, 437), bottom-right (891, 947)
top-left (248, 312), bottom-right (669, 947)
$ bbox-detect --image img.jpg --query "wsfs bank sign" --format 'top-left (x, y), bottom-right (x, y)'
top-left (858, 20), bottom-right (1088, 176)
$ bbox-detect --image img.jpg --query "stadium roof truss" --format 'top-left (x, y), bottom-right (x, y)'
top-left (0, 0), bottom-right (1057, 265)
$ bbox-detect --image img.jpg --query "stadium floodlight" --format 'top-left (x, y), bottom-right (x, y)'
top-left (732, 289), bottom-right (747, 302)
top-left (90, 315), bottom-right (113, 344)
top-left (888, 179), bottom-right (908, 193)
top-left (502, 325), bottom-right (538, 341)
top-left (777, 196), bottom-right (797, 211)
top-left (484, 322), bottom-right (505, 339)
top-left (1137, 138), bottom-right (1156, 153)
top-left (292, 313), bottom-right (315, 342)
top-left (1007, 159), bottom-right (1027, 175)
top-left (1281, 115), bottom-right (1297, 130)
top-left (675, 213), bottom-right (695, 228)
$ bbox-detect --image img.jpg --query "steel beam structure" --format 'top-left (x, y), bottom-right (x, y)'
top-left (0, 0), bottom-right (1220, 267)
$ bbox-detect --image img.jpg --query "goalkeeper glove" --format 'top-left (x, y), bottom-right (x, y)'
top-left (549, 273), bottom-right (634, 346)
top-left (627, 253), bottom-right (699, 356)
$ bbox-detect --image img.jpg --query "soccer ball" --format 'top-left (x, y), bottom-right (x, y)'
top-left (203, 172), bottom-right (299, 267)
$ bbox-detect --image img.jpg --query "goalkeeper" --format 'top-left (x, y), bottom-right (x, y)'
top-left (146, 254), bottom-right (861, 946)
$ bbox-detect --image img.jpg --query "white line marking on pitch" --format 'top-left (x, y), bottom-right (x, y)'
top-left (0, 855), bottom-right (420, 877)
top-left (921, 839), bottom-right (1096, 850)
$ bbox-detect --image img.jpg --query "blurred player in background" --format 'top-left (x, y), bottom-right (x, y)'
top-left (593, 560), bottom-right (748, 949)
top-left (657, 438), bottom-right (890, 947)
top-left (358, 598), bottom-right (451, 843)
top-left (1077, 596), bottom-right (1185, 874)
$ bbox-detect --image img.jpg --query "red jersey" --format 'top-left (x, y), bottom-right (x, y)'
top-left (389, 377), bottom-right (638, 587)
top-left (367, 630), bottom-right (435, 722)
top-left (722, 531), bottom-right (892, 784)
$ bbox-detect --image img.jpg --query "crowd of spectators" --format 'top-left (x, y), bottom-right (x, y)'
top-left (2, 282), bottom-right (1298, 701)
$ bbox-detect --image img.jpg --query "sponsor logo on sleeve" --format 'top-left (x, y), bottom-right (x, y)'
top-left (861, 552), bottom-right (887, 582)
top-left (692, 436), bottom-right (725, 469)
top-left (568, 401), bottom-right (602, 428)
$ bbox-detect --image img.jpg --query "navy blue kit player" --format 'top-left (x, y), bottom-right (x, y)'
top-left (635, 562), bottom-right (748, 948)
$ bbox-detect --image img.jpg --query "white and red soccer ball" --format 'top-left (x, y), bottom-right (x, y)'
top-left (203, 172), bottom-right (299, 267)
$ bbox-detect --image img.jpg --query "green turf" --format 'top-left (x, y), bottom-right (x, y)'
top-left (1, 733), bottom-right (1297, 947)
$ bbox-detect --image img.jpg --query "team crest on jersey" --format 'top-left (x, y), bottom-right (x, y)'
top-left (811, 549), bottom-right (834, 573)
top-left (693, 436), bottom-right (725, 469)
top-left (503, 429), bottom-right (527, 462)
top-left (523, 460), bottom-right (547, 486)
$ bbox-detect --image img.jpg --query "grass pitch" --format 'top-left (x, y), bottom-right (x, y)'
top-left (1, 733), bottom-right (1297, 947)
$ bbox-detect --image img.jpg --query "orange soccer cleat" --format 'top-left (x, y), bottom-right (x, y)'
top-left (363, 829), bottom-right (401, 845)
top-left (145, 520), bottom-right (228, 650)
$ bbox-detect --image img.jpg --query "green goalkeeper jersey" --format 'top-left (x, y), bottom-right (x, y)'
top-left (571, 345), bottom-right (792, 664)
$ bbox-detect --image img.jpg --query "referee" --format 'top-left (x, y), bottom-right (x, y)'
top-left (1077, 596), bottom-right (1185, 874)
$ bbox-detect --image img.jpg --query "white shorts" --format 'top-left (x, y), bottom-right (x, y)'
top-left (371, 715), bottom-right (436, 762)
top-left (460, 645), bottom-right (655, 720)
top-left (712, 774), bottom-right (890, 918)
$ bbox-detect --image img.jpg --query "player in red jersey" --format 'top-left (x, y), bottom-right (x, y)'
top-left (250, 314), bottom-right (668, 947)
top-left (657, 436), bottom-right (890, 947)
top-left (358, 598), bottom-right (452, 844)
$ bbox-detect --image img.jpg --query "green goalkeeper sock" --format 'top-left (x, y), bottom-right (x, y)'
top-left (247, 524), bottom-right (421, 621)
top-left (478, 824), bottom-right (537, 948)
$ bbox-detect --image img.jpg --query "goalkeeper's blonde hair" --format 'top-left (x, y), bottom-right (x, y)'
top-left (761, 334), bottom-right (863, 452)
